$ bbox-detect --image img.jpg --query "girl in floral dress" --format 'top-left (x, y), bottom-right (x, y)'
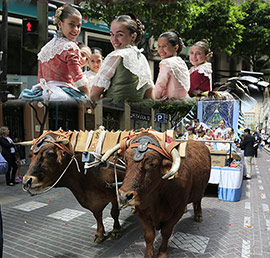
top-left (20, 4), bottom-right (89, 102)
top-left (154, 30), bottom-right (190, 100)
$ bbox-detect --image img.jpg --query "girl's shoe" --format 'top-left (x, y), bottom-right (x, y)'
top-left (15, 177), bottom-right (22, 183)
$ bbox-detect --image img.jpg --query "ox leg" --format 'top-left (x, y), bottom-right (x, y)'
top-left (93, 210), bottom-right (106, 243)
top-left (158, 221), bottom-right (179, 258)
top-left (144, 226), bottom-right (155, 258)
top-left (137, 215), bottom-right (155, 258)
top-left (193, 199), bottom-right (203, 222)
top-left (110, 200), bottom-right (121, 239)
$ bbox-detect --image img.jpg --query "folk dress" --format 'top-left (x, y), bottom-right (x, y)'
top-left (154, 56), bottom-right (190, 100)
top-left (92, 45), bottom-right (154, 104)
top-left (20, 37), bottom-right (88, 102)
top-left (189, 62), bottom-right (212, 95)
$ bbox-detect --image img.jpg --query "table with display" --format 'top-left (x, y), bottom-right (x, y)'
top-left (197, 139), bottom-right (244, 202)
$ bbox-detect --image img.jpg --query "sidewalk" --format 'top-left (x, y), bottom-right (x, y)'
top-left (1, 149), bottom-right (270, 257)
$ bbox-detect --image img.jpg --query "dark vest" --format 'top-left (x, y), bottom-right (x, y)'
top-left (105, 59), bottom-right (147, 103)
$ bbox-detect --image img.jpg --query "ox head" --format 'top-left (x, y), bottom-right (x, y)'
top-left (23, 134), bottom-right (71, 193)
top-left (102, 133), bottom-right (180, 207)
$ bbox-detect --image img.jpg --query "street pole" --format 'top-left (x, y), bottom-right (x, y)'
top-left (0, 0), bottom-right (8, 102)
top-left (37, 0), bottom-right (49, 52)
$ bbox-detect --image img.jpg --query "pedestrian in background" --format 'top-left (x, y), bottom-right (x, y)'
top-left (188, 39), bottom-right (212, 97)
top-left (19, 4), bottom-right (89, 102)
top-left (90, 14), bottom-right (154, 104)
top-left (154, 29), bottom-right (190, 100)
top-left (239, 128), bottom-right (255, 180)
top-left (0, 126), bottom-right (18, 186)
top-left (253, 132), bottom-right (261, 158)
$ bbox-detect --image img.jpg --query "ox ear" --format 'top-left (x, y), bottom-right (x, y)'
top-left (56, 149), bottom-right (65, 164)
top-left (160, 159), bottom-right (172, 176)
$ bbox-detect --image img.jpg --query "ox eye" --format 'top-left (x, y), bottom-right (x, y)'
top-left (46, 151), bottom-right (57, 158)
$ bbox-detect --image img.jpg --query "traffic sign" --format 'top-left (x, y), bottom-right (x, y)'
top-left (155, 113), bottom-right (166, 123)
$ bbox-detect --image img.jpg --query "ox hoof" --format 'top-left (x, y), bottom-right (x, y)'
top-left (93, 234), bottom-right (105, 243)
top-left (194, 216), bottom-right (203, 222)
top-left (111, 230), bottom-right (122, 239)
top-left (158, 252), bottom-right (168, 258)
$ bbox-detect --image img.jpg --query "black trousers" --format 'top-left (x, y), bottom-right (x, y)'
top-left (4, 154), bottom-right (18, 185)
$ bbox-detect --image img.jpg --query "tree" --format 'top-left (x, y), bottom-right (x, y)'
top-left (152, 99), bottom-right (196, 128)
top-left (184, 0), bottom-right (245, 55)
top-left (234, 0), bottom-right (270, 71)
top-left (80, 0), bottom-right (192, 39)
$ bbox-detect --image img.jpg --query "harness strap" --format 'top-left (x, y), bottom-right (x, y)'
top-left (43, 139), bottom-right (73, 156)
top-left (72, 131), bottom-right (79, 153)
top-left (84, 130), bottom-right (94, 152)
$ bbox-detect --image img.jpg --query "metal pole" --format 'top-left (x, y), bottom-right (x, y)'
top-left (37, 0), bottom-right (49, 52)
top-left (0, 0), bottom-right (8, 94)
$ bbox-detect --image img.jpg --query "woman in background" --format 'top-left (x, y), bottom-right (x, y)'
top-left (0, 126), bottom-right (18, 186)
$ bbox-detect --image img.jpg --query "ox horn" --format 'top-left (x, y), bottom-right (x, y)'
top-left (162, 146), bottom-right (181, 180)
top-left (101, 143), bottom-right (121, 162)
top-left (14, 140), bottom-right (33, 146)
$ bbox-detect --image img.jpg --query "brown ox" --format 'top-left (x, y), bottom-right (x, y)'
top-left (22, 131), bottom-right (125, 243)
top-left (102, 132), bottom-right (211, 258)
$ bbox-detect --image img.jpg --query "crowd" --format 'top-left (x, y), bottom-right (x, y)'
top-left (19, 4), bottom-right (213, 105)
top-left (175, 119), bottom-right (235, 143)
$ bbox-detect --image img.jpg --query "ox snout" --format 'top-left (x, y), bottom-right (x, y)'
top-left (22, 175), bottom-right (41, 191)
top-left (119, 190), bottom-right (138, 206)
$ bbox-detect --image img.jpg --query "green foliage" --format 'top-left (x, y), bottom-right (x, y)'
top-left (184, 0), bottom-right (245, 55)
top-left (80, 0), bottom-right (192, 39)
top-left (152, 99), bottom-right (196, 128)
top-left (235, 0), bottom-right (270, 70)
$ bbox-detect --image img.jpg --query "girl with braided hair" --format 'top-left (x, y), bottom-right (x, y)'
top-left (154, 30), bottom-right (190, 100)
top-left (20, 4), bottom-right (89, 102)
top-left (90, 14), bottom-right (154, 104)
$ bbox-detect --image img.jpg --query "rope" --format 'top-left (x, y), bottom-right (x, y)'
top-left (113, 154), bottom-right (122, 209)
top-left (24, 155), bottom-right (79, 196)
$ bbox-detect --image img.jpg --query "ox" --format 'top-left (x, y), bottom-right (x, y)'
top-left (102, 132), bottom-right (211, 258)
top-left (22, 131), bottom-right (125, 243)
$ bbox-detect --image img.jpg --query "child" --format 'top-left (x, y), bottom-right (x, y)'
top-left (188, 39), bottom-right (212, 97)
top-left (20, 4), bottom-right (89, 102)
top-left (85, 47), bottom-right (103, 90)
top-left (77, 42), bottom-right (92, 69)
top-left (204, 128), bottom-right (214, 150)
top-left (90, 14), bottom-right (154, 104)
top-left (154, 30), bottom-right (190, 100)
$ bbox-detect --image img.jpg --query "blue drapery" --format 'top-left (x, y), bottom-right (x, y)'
top-left (197, 100), bottom-right (240, 135)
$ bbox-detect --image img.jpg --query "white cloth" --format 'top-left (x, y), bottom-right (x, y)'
top-left (32, 79), bottom-right (78, 102)
top-left (38, 37), bottom-right (80, 63)
top-left (84, 70), bottom-right (97, 90)
top-left (159, 56), bottom-right (190, 92)
top-left (214, 127), bottom-right (228, 138)
top-left (93, 45), bottom-right (154, 90)
top-left (6, 137), bottom-right (15, 153)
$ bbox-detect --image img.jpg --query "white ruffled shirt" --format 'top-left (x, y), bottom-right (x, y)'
top-left (92, 45), bottom-right (154, 90)
top-left (154, 56), bottom-right (190, 99)
top-left (37, 37), bottom-right (88, 89)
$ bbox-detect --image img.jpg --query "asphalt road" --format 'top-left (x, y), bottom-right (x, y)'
top-left (1, 149), bottom-right (270, 258)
